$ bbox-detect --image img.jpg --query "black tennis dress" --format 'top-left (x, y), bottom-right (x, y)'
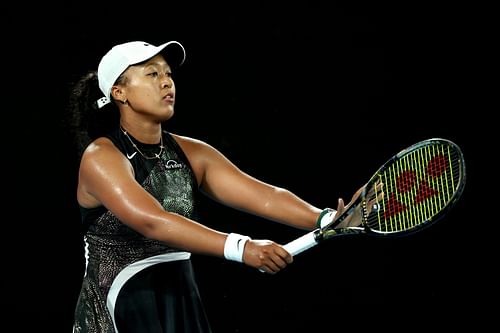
top-left (72, 128), bottom-right (212, 333)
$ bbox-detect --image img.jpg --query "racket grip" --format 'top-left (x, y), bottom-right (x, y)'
top-left (258, 230), bottom-right (320, 273)
top-left (283, 230), bottom-right (319, 256)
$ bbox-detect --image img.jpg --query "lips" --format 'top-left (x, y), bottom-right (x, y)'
top-left (163, 93), bottom-right (174, 102)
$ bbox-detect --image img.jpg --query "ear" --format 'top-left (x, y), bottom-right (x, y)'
top-left (111, 85), bottom-right (126, 103)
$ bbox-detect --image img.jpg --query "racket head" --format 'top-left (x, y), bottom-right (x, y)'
top-left (360, 138), bottom-right (466, 236)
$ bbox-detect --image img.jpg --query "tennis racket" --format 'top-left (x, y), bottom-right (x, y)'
top-left (284, 138), bottom-right (466, 256)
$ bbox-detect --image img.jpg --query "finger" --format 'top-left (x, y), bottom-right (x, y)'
top-left (275, 245), bottom-right (293, 264)
top-left (264, 246), bottom-right (293, 273)
top-left (376, 181), bottom-right (384, 191)
top-left (367, 181), bottom-right (384, 197)
top-left (335, 198), bottom-right (345, 217)
top-left (366, 182), bottom-right (385, 206)
top-left (376, 182), bottom-right (385, 201)
top-left (267, 247), bottom-right (292, 271)
top-left (257, 259), bottom-right (279, 274)
top-left (258, 266), bottom-right (274, 274)
top-left (353, 185), bottom-right (365, 200)
top-left (265, 258), bottom-right (284, 274)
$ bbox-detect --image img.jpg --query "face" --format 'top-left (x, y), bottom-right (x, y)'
top-left (113, 54), bottom-right (177, 121)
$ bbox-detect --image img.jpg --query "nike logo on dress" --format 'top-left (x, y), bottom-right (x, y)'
top-left (127, 152), bottom-right (137, 159)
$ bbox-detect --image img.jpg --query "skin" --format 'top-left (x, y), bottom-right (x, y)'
top-left (77, 54), bottom-right (361, 274)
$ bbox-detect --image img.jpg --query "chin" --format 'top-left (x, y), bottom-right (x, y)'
top-left (159, 108), bottom-right (175, 121)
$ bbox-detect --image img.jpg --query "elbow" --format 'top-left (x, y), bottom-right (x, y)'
top-left (138, 221), bottom-right (162, 240)
top-left (261, 186), bottom-right (289, 212)
top-left (269, 186), bottom-right (291, 203)
top-left (123, 210), bottom-right (172, 242)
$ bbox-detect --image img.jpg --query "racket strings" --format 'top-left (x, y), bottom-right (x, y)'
top-left (364, 143), bottom-right (463, 233)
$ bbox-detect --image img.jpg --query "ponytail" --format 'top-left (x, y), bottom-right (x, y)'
top-left (66, 71), bottom-right (120, 158)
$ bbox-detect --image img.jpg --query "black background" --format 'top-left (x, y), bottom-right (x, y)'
top-left (4, 1), bottom-right (490, 331)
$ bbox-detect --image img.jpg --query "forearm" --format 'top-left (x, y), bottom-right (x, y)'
top-left (253, 186), bottom-right (322, 230)
top-left (139, 211), bottom-right (227, 257)
top-left (140, 210), bottom-right (290, 272)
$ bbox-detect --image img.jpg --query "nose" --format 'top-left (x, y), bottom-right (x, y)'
top-left (161, 74), bottom-right (173, 89)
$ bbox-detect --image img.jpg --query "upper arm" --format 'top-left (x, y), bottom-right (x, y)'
top-left (173, 135), bottom-right (280, 214)
top-left (77, 138), bottom-right (166, 234)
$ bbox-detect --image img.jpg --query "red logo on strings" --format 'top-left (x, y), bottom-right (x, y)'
top-left (384, 154), bottom-right (447, 219)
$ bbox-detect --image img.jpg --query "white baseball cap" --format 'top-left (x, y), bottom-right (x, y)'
top-left (96, 41), bottom-right (186, 108)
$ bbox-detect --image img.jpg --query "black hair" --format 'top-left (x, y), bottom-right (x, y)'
top-left (66, 71), bottom-right (120, 159)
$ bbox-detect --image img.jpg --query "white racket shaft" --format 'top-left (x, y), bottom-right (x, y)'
top-left (283, 230), bottom-right (319, 256)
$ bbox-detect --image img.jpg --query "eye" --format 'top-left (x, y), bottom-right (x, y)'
top-left (147, 71), bottom-right (159, 77)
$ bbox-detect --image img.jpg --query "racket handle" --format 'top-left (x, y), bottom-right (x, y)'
top-left (259, 230), bottom-right (320, 273)
top-left (283, 230), bottom-right (319, 256)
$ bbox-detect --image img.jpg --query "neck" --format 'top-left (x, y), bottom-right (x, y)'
top-left (119, 121), bottom-right (162, 144)
top-left (120, 125), bottom-right (165, 160)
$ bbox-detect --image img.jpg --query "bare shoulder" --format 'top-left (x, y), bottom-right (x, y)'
top-left (170, 133), bottom-right (207, 146)
top-left (169, 133), bottom-right (214, 154)
top-left (81, 137), bottom-right (123, 163)
top-left (78, 137), bottom-right (132, 207)
top-left (79, 137), bottom-right (131, 176)
top-left (168, 133), bottom-right (229, 181)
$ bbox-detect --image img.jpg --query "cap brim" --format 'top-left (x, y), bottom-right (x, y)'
top-left (158, 41), bottom-right (186, 68)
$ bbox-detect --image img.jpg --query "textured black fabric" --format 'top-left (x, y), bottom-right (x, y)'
top-left (73, 129), bottom-right (211, 333)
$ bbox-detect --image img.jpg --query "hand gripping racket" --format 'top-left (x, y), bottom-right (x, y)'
top-left (284, 138), bottom-right (466, 256)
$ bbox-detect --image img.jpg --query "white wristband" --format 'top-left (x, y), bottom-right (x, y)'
top-left (224, 233), bottom-right (251, 263)
top-left (317, 208), bottom-right (337, 228)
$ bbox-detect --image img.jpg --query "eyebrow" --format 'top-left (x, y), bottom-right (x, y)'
top-left (142, 59), bottom-right (171, 70)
